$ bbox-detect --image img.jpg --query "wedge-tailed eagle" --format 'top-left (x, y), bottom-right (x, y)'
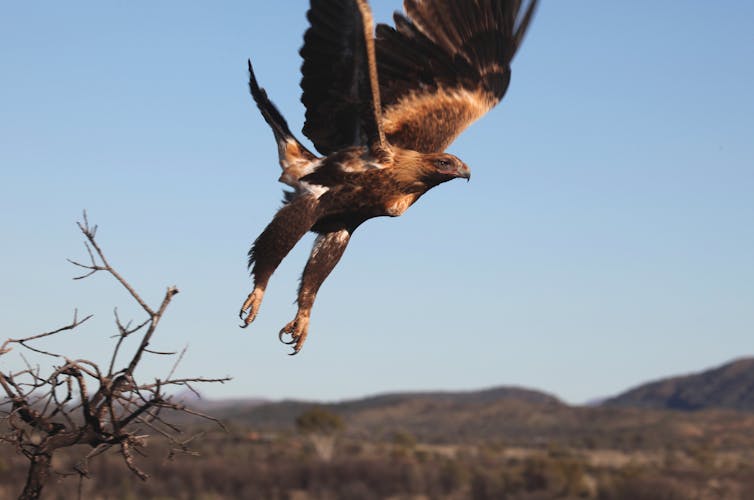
top-left (240, 0), bottom-right (538, 354)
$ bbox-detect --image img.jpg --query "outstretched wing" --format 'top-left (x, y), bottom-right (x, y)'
top-left (376, 0), bottom-right (538, 153)
top-left (300, 0), bottom-right (385, 156)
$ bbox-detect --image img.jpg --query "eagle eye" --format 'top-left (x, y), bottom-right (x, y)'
top-left (435, 158), bottom-right (452, 169)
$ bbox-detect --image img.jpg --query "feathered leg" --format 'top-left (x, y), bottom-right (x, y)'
top-left (240, 195), bottom-right (320, 327)
top-left (280, 229), bottom-right (352, 354)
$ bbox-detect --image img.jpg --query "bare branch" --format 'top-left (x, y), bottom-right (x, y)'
top-left (143, 348), bottom-right (177, 356)
top-left (166, 345), bottom-right (188, 382)
top-left (123, 286), bottom-right (179, 378)
top-left (159, 402), bottom-right (228, 432)
top-left (0, 310), bottom-right (92, 357)
top-left (140, 377), bottom-right (231, 391)
top-left (0, 214), bottom-right (230, 499)
top-left (67, 240), bottom-right (104, 280)
top-left (121, 439), bottom-right (148, 481)
top-left (108, 310), bottom-right (150, 377)
top-left (71, 211), bottom-right (156, 317)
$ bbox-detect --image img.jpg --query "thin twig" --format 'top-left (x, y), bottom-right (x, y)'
top-left (0, 214), bottom-right (228, 497)
top-left (124, 286), bottom-right (179, 378)
top-left (74, 212), bottom-right (155, 317)
top-left (0, 310), bottom-right (92, 357)
top-left (166, 345), bottom-right (188, 382)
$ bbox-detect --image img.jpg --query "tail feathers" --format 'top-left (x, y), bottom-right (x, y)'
top-left (248, 58), bottom-right (316, 167)
top-left (248, 58), bottom-right (295, 145)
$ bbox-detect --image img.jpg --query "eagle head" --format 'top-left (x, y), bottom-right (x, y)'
top-left (427, 153), bottom-right (471, 183)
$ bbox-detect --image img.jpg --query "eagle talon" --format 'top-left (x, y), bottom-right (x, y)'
top-left (278, 317), bottom-right (310, 353)
top-left (240, 289), bottom-right (264, 328)
top-left (278, 328), bottom-right (297, 345)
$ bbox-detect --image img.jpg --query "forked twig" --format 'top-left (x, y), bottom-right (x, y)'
top-left (0, 213), bottom-right (231, 500)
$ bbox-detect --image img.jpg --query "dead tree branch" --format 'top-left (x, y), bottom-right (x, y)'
top-left (0, 213), bottom-right (231, 500)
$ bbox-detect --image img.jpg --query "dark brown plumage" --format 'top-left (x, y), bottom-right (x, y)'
top-left (241, 0), bottom-right (538, 354)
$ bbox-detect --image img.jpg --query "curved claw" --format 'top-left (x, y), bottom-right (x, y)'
top-left (239, 306), bottom-right (250, 326)
top-left (240, 289), bottom-right (264, 328)
top-left (278, 316), bottom-right (310, 354)
top-left (278, 328), bottom-right (297, 345)
top-left (288, 347), bottom-right (301, 356)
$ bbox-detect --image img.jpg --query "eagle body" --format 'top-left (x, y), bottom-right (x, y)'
top-left (241, 0), bottom-right (538, 353)
top-left (302, 147), bottom-right (470, 219)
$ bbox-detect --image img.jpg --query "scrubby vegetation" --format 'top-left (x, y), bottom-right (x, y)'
top-left (2, 407), bottom-right (754, 499)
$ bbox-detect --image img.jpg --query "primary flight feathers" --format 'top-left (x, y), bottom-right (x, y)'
top-left (241, 0), bottom-right (538, 354)
top-left (378, 0), bottom-right (537, 152)
top-left (301, 0), bottom-right (385, 154)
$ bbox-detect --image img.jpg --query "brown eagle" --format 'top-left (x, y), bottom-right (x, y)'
top-left (241, 0), bottom-right (538, 354)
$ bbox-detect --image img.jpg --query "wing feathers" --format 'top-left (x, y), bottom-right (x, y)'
top-left (377, 0), bottom-right (538, 153)
top-left (300, 0), bottom-right (384, 156)
top-left (300, 0), bottom-right (537, 155)
top-left (513, 0), bottom-right (538, 52)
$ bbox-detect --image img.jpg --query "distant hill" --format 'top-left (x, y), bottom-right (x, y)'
top-left (191, 386), bottom-right (566, 442)
top-left (185, 383), bottom-right (754, 450)
top-left (164, 358), bottom-right (754, 449)
top-left (604, 358), bottom-right (754, 411)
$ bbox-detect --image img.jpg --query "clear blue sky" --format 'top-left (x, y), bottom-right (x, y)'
top-left (2, 2), bottom-right (753, 404)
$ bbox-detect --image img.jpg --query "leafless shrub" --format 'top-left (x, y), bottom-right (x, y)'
top-left (0, 213), bottom-right (230, 499)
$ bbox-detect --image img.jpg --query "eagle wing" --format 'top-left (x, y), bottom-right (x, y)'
top-left (300, 0), bottom-right (385, 156)
top-left (376, 0), bottom-right (538, 153)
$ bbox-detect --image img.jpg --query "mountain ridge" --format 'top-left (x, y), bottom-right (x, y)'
top-left (173, 357), bottom-right (754, 431)
top-left (603, 357), bottom-right (754, 411)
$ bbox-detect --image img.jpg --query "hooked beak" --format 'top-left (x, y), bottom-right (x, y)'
top-left (458, 163), bottom-right (471, 182)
